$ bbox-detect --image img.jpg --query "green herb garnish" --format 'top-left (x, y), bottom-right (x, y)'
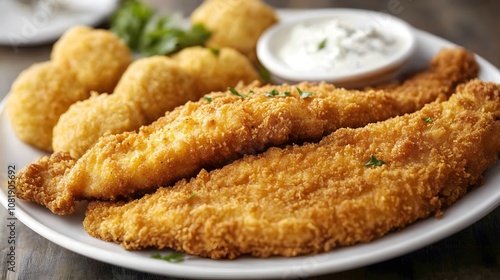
top-left (249, 89), bottom-right (255, 94)
top-left (265, 89), bottom-right (280, 97)
top-left (188, 192), bottom-right (198, 199)
top-left (110, 0), bottom-right (153, 51)
top-left (364, 155), bottom-right (386, 167)
top-left (151, 252), bottom-right (185, 263)
top-left (228, 87), bottom-right (247, 98)
top-left (110, 0), bottom-right (211, 56)
top-left (296, 87), bottom-right (313, 99)
top-left (421, 117), bottom-right (433, 123)
top-left (204, 96), bottom-right (213, 103)
top-left (318, 38), bottom-right (327, 50)
top-left (263, 89), bottom-right (293, 97)
top-left (257, 64), bottom-right (271, 83)
top-left (209, 47), bottom-right (220, 56)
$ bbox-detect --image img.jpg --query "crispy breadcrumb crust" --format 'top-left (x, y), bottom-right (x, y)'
top-left (190, 0), bottom-right (278, 62)
top-left (15, 48), bottom-right (478, 215)
top-left (84, 80), bottom-right (500, 259)
top-left (52, 47), bottom-right (259, 158)
top-left (51, 26), bottom-right (133, 94)
top-left (15, 152), bottom-right (76, 214)
top-left (6, 26), bottom-right (132, 151)
top-left (6, 62), bottom-right (88, 151)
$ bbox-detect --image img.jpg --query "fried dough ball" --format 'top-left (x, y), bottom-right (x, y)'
top-left (6, 26), bottom-right (132, 152)
top-left (190, 0), bottom-right (278, 62)
top-left (170, 46), bottom-right (262, 95)
top-left (112, 57), bottom-right (195, 124)
top-left (52, 47), bottom-right (259, 158)
top-left (6, 62), bottom-right (88, 151)
top-left (52, 93), bottom-right (146, 159)
top-left (51, 26), bottom-right (133, 94)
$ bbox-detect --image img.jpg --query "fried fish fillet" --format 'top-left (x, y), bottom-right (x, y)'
top-left (52, 46), bottom-right (259, 158)
top-left (15, 48), bottom-right (478, 215)
top-left (84, 80), bottom-right (500, 258)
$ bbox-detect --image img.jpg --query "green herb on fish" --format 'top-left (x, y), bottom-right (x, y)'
top-left (228, 87), bottom-right (247, 98)
top-left (364, 155), bottom-right (386, 167)
top-left (296, 87), bottom-right (313, 98)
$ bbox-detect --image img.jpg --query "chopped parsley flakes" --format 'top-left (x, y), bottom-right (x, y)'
top-left (318, 38), bottom-right (327, 50)
top-left (296, 87), bottom-right (313, 98)
top-left (364, 155), bottom-right (386, 167)
top-left (228, 87), bottom-right (247, 98)
top-left (209, 47), bottom-right (220, 56)
top-left (264, 89), bottom-right (280, 97)
top-left (151, 252), bottom-right (185, 263)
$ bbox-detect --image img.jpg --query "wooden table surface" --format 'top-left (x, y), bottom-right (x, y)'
top-left (1, 1), bottom-right (499, 279)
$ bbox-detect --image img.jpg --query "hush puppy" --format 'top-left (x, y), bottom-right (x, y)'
top-left (6, 26), bottom-right (133, 151)
top-left (191, 0), bottom-right (278, 62)
top-left (52, 47), bottom-right (259, 158)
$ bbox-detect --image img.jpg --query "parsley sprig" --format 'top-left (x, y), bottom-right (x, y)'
top-left (264, 89), bottom-right (280, 97)
top-left (228, 87), bottom-right (248, 98)
top-left (296, 87), bottom-right (313, 98)
top-left (364, 155), bottom-right (386, 167)
top-left (318, 38), bottom-right (327, 50)
top-left (110, 0), bottom-right (211, 56)
top-left (151, 252), bottom-right (185, 263)
top-left (263, 89), bottom-right (291, 97)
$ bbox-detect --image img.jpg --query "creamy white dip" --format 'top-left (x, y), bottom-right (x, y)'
top-left (277, 19), bottom-right (399, 74)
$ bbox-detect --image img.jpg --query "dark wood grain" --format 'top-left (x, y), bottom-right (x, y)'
top-left (1, 1), bottom-right (499, 279)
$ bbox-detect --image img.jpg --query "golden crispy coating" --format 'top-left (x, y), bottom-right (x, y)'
top-left (15, 152), bottom-right (76, 214)
top-left (6, 62), bottom-right (88, 151)
top-left (6, 26), bottom-right (132, 151)
top-left (84, 80), bottom-right (500, 258)
top-left (52, 47), bottom-right (259, 158)
top-left (15, 48), bottom-right (478, 215)
top-left (24, 82), bottom-right (400, 214)
top-left (170, 46), bottom-right (262, 94)
top-left (51, 26), bottom-right (133, 94)
top-left (370, 47), bottom-right (479, 112)
top-left (190, 0), bottom-right (278, 62)
top-left (52, 93), bottom-right (147, 160)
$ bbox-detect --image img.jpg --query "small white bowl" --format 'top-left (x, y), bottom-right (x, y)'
top-left (257, 9), bottom-right (416, 88)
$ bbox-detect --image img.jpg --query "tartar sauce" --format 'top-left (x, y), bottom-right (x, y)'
top-left (277, 19), bottom-right (399, 74)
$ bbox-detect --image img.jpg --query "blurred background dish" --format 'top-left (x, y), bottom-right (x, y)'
top-left (0, 0), bottom-right (118, 46)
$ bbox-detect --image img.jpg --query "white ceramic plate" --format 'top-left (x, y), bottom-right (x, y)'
top-left (0, 0), bottom-right (118, 46)
top-left (1, 9), bottom-right (500, 279)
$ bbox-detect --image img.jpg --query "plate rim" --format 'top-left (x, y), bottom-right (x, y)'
top-left (0, 0), bottom-right (119, 46)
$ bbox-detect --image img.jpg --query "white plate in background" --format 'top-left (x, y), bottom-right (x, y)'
top-left (0, 0), bottom-right (118, 46)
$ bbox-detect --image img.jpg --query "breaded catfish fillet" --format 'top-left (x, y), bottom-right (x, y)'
top-left (52, 46), bottom-right (259, 158)
top-left (15, 48), bottom-right (478, 215)
top-left (84, 80), bottom-right (500, 258)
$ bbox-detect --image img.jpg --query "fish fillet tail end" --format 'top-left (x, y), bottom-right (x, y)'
top-left (15, 152), bottom-right (77, 215)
